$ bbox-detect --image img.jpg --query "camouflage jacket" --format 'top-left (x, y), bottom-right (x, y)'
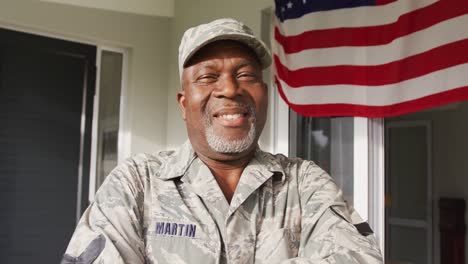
top-left (62, 141), bottom-right (382, 264)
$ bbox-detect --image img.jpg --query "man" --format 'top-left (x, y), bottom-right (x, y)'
top-left (62, 18), bottom-right (383, 264)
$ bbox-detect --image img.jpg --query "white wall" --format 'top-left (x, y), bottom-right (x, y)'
top-left (165, 0), bottom-right (275, 150)
top-left (39, 0), bottom-right (175, 17)
top-left (0, 0), bottom-right (171, 155)
top-left (391, 102), bottom-right (468, 264)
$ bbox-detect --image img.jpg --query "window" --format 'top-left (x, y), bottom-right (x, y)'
top-left (291, 116), bottom-right (355, 205)
top-left (89, 48), bottom-right (128, 201)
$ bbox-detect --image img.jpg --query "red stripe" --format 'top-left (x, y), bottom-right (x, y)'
top-left (275, 0), bottom-right (468, 52)
top-left (276, 78), bottom-right (468, 117)
top-left (275, 39), bottom-right (468, 87)
top-left (376, 0), bottom-right (398, 5)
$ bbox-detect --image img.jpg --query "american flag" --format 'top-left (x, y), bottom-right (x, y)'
top-left (273, 0), bottom-right (468, 117)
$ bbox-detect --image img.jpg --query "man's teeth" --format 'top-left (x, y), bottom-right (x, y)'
top-left (220, 114), bottom-right (242, 120)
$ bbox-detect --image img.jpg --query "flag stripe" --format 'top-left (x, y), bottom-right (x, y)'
top-left (274, 14), bottom-right (468, 69)
top-left (277, 0), bottom-right (435, 35)
top-left (376, 0), bottom-right (398, 5)
top-left (275, 39), bottom-right (468, 87)
top-left (276, 63), bottom-right (468, 106)
top-left (275, 0), bottom-right (376, 22)
top-left (275, 0), bottom-right (467, 52)
top-left (277, 84), bottom-right (468, 117)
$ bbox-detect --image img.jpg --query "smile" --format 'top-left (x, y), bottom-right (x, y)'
top-left (218, 113), bottom-right (247, 120)
top-left (212, 107), bottom-right (251, 127)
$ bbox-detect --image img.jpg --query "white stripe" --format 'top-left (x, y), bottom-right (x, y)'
top-left (277, 63), bottom-right (468, 106)
top-left (274, 14), bottom-right (468, 69)
top-left (276, 0), bottom-right (437, 36)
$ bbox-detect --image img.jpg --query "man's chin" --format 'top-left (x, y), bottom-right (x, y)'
top-left (213, 145), bottom-right (253, 155)
top-left (203, 118), bottom-right (257, 155)
top-left (208, 141), bottom-right (251, 154)
top-left (206, 133), bottom-right (255, 154)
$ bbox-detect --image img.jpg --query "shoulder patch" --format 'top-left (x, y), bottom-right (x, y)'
top-left (354, 222), bottom-right (374, 236)
top-left (61, 235), bottom-right (105, 264)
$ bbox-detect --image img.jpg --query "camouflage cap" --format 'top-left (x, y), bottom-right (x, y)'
top-left (178, 18), bottom-right (272, 78)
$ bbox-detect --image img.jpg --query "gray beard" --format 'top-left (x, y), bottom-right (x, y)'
top-left (203, 106), bottom-right (256, 154)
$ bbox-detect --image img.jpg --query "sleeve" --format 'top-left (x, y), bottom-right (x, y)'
top-left (61, 157), bottom-right (146, 264)
top-left (282, 162), bottom-right (383, 264)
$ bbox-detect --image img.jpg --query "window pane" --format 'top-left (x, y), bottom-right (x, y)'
top-left (96, 50), bottom-right (123, 188)
top-left (291, 115), bottom-right (355, 206)
top-left (387, 125), bottom-right (428, 220)
top-left (388, 225), bottom-right (427, 264)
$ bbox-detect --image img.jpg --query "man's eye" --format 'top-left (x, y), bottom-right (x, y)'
top-left (237, 72), bottom-right (257, 80)
top-left (197, 74), bottom-right (217, 82)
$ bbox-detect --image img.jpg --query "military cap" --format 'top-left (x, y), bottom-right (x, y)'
top-left (178, 18), bottom-right (272, 77)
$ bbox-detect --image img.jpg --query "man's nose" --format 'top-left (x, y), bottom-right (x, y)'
top-left (213, 76), bottom-right (241, 98)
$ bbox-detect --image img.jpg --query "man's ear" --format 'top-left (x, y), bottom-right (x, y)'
top-left (177, 90), bottom-right (187, 120)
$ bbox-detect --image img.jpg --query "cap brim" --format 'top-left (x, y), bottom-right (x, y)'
top-left (182, 33), bottom-right (272, 70)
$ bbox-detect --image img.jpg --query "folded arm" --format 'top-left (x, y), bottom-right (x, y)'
top-left (61, 158), bottom-right (146, 264)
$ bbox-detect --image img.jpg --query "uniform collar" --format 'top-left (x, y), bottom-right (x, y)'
top-left (157, 140), bottom-right (286, 183)
top-left (157, 140), bottom-right (197, 180)
top-left (251, 147), bottom-right (286, 183)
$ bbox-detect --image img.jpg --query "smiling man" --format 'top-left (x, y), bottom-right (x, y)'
top-left (178, 38), bottom-right (269, 203)
top-left (62, 18), bottom-right (383, 264)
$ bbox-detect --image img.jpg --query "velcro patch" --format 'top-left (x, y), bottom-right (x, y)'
top-left (354, 222), bottom-right (374, 236)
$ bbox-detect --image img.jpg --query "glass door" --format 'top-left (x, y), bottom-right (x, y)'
top-left (385, 120), bottom-right (432, 264)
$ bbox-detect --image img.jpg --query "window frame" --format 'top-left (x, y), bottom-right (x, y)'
top-left (88, 46), bottom-right (130, 202)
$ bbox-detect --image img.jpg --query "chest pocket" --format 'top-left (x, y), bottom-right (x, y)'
top-left (145, 219), bottom-right (219, 264)
top-left (254, 227), bottom-right (301, 263)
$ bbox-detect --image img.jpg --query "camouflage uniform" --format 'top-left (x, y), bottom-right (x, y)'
top-left (62, 141), bottom-right (382, 263)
